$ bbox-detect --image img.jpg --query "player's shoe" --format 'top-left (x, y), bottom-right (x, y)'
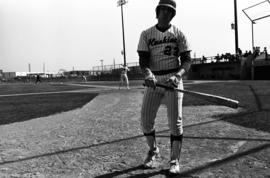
top-left (143, 147), bottom-right (160, 169)
top-left (169, 159), bottom-right (180, 175)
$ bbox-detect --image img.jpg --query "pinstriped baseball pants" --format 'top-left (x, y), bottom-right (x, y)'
top-left (141, 73), bottom-right (184, 136)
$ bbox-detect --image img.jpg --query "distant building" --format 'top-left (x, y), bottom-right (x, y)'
top-left (189, 61), bottom-right (240, 80)
top-left (252, 52), bottom-right (270, 80)
top-left (16, 72), bottom-right (28, 77)
top-left (3, 72), bottom-right (16, 79)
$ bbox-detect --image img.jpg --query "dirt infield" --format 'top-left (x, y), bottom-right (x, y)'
top-left (0, 81), bottom-right (269, 178)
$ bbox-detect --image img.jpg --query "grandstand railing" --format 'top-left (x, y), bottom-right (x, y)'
top-left (91, 55), bottom-right (240, 72)
top-left (91, 62), bottom-right (139, 72)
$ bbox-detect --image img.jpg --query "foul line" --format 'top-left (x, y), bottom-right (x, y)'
top-left (0, 87), bottom-right (113, 98)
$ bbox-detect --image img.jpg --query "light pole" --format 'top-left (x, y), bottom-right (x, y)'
top-left (28, 63), bottom-right (31, 73)
top-left (117, 0), bottom-right (128, 66)
top-left (243, 0), bottom-right (270, 51)
top-left (243, 8), bottom-right (255, 51)
top-left (43, 62), bottom-right (45, 74)
top-left (242, 0), bottom-right (270, 80)
top-left (251, 21), bottom-right (255, 50)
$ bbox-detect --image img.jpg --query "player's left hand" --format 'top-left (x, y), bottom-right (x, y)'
top-left (165, 75), bottom-right (181, 88)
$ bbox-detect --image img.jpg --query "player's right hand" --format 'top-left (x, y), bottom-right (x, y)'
top-left (144, 74), bottom-right (157, 89)
top-left (165, 75), bottom-right (180, 88)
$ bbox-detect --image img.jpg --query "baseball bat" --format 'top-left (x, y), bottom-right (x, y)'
top-left (144, 83), bottom-right (239, 109)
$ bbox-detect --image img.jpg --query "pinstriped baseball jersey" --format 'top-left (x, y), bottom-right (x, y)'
top-left (137, 25), bottom-right (189, 72)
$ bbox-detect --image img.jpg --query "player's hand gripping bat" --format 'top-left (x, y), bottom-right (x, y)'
top-left (144, 83), bottom-right (239, 109)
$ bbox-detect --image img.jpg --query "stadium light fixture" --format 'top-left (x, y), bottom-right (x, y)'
top-left (242, 0), bottom-right (270, 51)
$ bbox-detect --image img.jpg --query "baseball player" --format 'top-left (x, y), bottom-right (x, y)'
top-left (118, 64), bottom-right (130, 89)
top-left (35, 74), bottom-right (41, 84)
top-left (137, 0), bottom-right (191, 175)
top-left (82, 75), bottom-right (87, 83)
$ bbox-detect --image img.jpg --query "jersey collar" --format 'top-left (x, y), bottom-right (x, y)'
top-left (155, 24), bottom-right (171, 33)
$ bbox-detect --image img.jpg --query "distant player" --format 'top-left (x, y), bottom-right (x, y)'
top-left (82, 75), bottom-right (87, 83)
top-left (118, 64), bottom-right (130, 89)
top-left (35, 74), bottom-right (41, 84)
top-left (137, 0), bottom-right (192, 175)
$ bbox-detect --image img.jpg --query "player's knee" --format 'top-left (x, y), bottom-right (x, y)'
top-left (170, 124), bottom-right (183, 135)
top-left (171, 128), bottom-right (183, 136)
top-left (141, 123), bottom-right (155, 134)
top-left (169, 116), bottom-right (183, 135)
top-left (140, 116), bottom-right (155, 133)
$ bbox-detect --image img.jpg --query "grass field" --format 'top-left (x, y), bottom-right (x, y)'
top-left (0, 83), bottom-right (98, 125)
top-left (0, 80), bottom-right (269, 177)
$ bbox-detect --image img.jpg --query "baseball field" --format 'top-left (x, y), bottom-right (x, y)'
top-left (0, 80), bottom-right (269, 178)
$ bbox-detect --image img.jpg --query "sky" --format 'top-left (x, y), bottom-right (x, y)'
top-left (0, 0), bottom-right (270, 73)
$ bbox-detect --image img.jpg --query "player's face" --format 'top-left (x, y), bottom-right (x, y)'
top-left (157, 6), bottom-right (174, 23)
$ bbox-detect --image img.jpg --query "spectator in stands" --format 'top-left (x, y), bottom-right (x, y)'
top-left (237, 48), bottom-right (242, 56)
top-left (253, 47), bottom-right (256, 53)
top-left (215, 54), bottom-right (221, 63)
top-left (253, 46), bottom-right (260, 58)
top-left (236, 48), bottom-right (242, 61)
top-left (243, 50), bottom-right (249, 57)
top-left (264, 47), bottom-right (268, 60)
top-left (202, 55), bottom-right (207, 63)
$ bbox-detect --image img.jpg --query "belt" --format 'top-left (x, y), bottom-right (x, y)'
top-left (152, 67), bottom-right (180, 75)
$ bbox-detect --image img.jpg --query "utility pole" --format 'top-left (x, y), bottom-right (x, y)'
top-left (43, 62), bottom-right (45, 74)
top-left (100, 59), bottom-right (103, 72)
top-left (117, 0), bottom-right (128, 66)
top-left (28, 63), bottom-right (31, 73)
top-left (234, 0), bottom-right (239, 55)
top-left (28, 63), bottom-right (31, 83)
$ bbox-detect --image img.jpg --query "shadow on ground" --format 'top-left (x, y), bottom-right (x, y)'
top-left (214, 109), bottom-right (270, 133)
top-left (95, 143), bottom-right (270, 178)
top-left (214, 84), bottom-right (270, 133)
top-left (1, 123), bottom-right (269, 177)
top-left (0, 93), bottom-right (98, 125)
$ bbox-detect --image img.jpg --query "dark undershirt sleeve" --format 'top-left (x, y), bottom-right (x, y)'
top-left (138, 51), bottom-right (151, 69)
top-left (180, 50), bottom-right (192, 72)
